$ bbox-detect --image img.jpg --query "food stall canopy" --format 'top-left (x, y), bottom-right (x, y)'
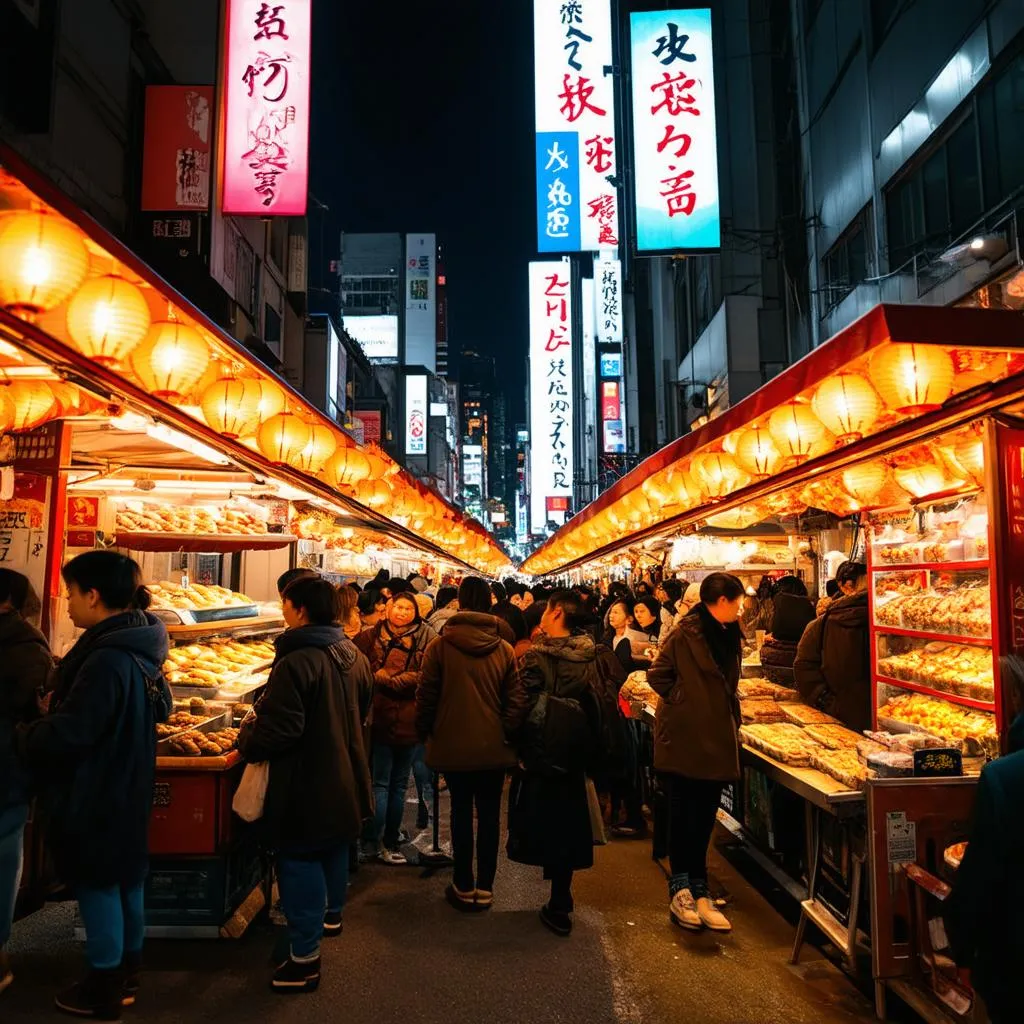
top-left (0, 147), bottom-right (511, 577)
top-left (522, 304), bottom-right (1024, 576)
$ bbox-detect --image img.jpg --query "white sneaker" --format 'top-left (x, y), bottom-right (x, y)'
top-left (377, 848), bottom-right (408, 866)
top-left (696, 896), bottom-right (732, 932)
top-left (669, 889), bottom-right (702, 931)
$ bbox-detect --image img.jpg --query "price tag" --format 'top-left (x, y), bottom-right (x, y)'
top-left (886, 810), bottom-right (917, 865)
top-left (180, 574), bottom-right (190, 589)
top-left (913, 748), bottom-right (963, 777)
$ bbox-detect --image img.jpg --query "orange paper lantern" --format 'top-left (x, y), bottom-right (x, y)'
top-left (5, 379), bottom-right (57, 430)
top-left (257, 411), bottom-right (312, 465)
top-left (129, 321), bottom-right (209, 399)
top-left (0, 210), bottom-right (90, 316)
top-left (869, 343), bottom-right (955, 414)
top-left (691, 452), bottom-right (750, 500)
top-left (65, 275), bottom-right (152, 365)
top-left (767, 401), bottom-right (825, 463)
top-left (734, 426), bottom-right (782, 477)
top-left (200, 376), bottom-right (285, 439)
top-left (293, 424), bottom-right (341, 474)
top-left (323, 446), bottom-right (372, 488)
top-left (841, 463), bottom-right (890, 506)
top-left (811, 373), bottom-right (882, 442)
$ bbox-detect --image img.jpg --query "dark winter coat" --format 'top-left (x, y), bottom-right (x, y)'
top-left (793, 590), bottom-right (871, 732)
top-left (0, 611), bottom-right (52, 808)
top-left (237, 625), bottom-right (374, 852)
top-left (647, 605), bottom-right (742, 782)
top-left (416, 612), bottom-right (528, 772)
top-left (506, 633), bottom-right (598, 873)
top-left (946, 715), bottom-right (1024, 1024)
top-left (760, 593), bottom-right (816, 686)
top-left (355, 620), bottom-right (435, 747)
top-left (19, 611), bottom-right (171, 888)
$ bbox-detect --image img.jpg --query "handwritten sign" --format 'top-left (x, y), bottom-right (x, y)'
top-left (913, 748), bottom-right (963, 777)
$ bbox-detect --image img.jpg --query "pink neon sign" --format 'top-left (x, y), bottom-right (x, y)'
top-left (222, 0), bottom-right (311, 216)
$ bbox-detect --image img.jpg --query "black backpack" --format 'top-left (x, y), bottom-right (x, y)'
top-left (589, 643), bottom-right (629, 779)
top-left (520, 653), bottom-right (597, 776)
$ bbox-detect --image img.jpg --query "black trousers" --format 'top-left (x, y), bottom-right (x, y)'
top-left (446, 769), bottom-right (506, 893)
top-left (546, 867), bottom-right (574, 914)
top-left (662, 773), bottom-right (723, 896)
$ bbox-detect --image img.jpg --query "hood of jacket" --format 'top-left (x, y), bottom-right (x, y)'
top-left (442, 612), bottom-right (506, 656)
top-left (532, 632), bottom-right (596, 664)
top-left (0, 609), bottom-right (49, 656)
top-left (275, 623), bottom-right (346, 660)
top-left (81, 611), bottom-right (168, 672)
top-left (825, 590), bottom-right (869, 629)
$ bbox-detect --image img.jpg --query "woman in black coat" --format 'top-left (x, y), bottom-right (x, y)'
top-left (20, 552), bottom-right (171, 1019)
top-left (238, 576), bottom-right (373, 994)
top-left (759, 577), bottom-right (816, 686)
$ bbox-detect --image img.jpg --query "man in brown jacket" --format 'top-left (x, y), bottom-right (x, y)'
top-left (416, 577), bottom-right (528, 912)
top-left (647, 573), bottom-right (745, 935)
top-left (793, 561), bottom-right (871, 732)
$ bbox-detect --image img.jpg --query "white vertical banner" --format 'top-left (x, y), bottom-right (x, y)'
top-left (581, 277), bottom-right (597, 488)
top-left (595, 256), bottom-right (623, 346)
top-left (405, 374), bottom-right (428, 456)
top-left (528, 259), bottom-right (574, 531)
top-left (629, 9), bottom-right (721, 252)
top-left (534, 0), bottom-right (619, 253)
top-left (405, 234), bottom-right (437, 371)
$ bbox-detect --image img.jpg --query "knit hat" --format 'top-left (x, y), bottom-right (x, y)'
top-left (414, 593), bottom-right (434, 620)
top-left (410, 575), bottom-right (430, 594)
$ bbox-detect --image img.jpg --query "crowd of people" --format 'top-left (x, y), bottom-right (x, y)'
top-left (0, 555), bottom-right (1020, 1022)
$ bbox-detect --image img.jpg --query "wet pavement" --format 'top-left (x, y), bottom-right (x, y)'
top-left (4, 790), bottom-right (895, 1023)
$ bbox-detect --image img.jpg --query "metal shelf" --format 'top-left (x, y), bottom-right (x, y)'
top-left (871, 560), bottom-right (989, 573)
top-left (872, 624), bottom-right (991, 646)
top-left (874, 674), bottom-right (996, 714)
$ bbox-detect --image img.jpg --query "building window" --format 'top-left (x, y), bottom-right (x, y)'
top-left (884, 114), bottom-right (982, 270)
top-left (978, 52), bottom-right (1024, 213)
top-left (821, 204), bottom-right (874, 313)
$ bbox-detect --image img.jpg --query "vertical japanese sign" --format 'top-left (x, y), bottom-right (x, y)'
top-left (596, 256), bottom-right (625, 451)
top-left (596, 257), bottom-right (623, 346)
top-left (405, 234), bottom-right (437, 372)
top-left (141, 86), bottom-right (213, 211)
top-left (629, 9), bottom-right (720, 252)
top-left (223, 0), bottom-right (311, 216)
top-left (405, 375), bottom-right (428, 457)
top-left (534, 0), bottom-right (619, 253)
top-left (528, 260), bottom-right (575, 530)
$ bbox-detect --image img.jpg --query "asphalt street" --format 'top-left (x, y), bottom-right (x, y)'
top-left (4, 792), bottom-right (893, 1024)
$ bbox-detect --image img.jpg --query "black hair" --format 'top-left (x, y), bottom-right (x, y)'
top-left (490, 581), bottom-right (507, 604)
top-left (388, 578), bottom-right (413, 596)
top-left (62, 551), bottom-right (150, 611)
top-left (434, 585), bottom-right (458, 611)
top-left (825, 579), bottom-right (840, 599)
top-left (348, 581), bottom-right (362, 594)
top-left (699, 572), bottom-right (745, 606)
top-left (283, 576), bottom-right (342, 626)
top-left (493, 601), bottom-right (527, 643)
top-left (835, 561), bottom-right (868, 586)
top-left (531, 584), bottom-right (552, 602)
top-left (662, 579), bottom-right (683, 603)
top-left (0, 568), bottom-right (36, 616)
top-left (608, 598), bottom-right (634, 623)
top-left (546, 589), bottom-right (584, 630)
top-left (635, 581), bottom-right (652, 596)
top-left (755, 575), bottom-right (774, 600)
top-left (524, 600), bottom-right (546, 636)
top-left (634, 595), bottom-right (662, 621)
top-left (773, 575), bottom-right (808, 598)
top-left (357, 589), bottom-right (383, 616)
top-left (459, 576), bottom-right (492, 613)
top-left (277, 567), bottom-right (318, 597)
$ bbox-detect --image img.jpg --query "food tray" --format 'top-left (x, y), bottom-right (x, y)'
top-left (803, 723), bottom-right (862, 750)
top-left (156, 710), bottom-right (231, 755)
top-left (740, 699), bottom-right (789, 724)
top-left (781, 704), bottom-right (841, 727)
top-left (739, 723), bottom-right (821, 767)
top-left (737, 679), bottom-right (800, 701)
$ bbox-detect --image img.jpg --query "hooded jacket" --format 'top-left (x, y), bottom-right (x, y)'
top-left (427, 605), bottom-right (459, 634)
top-left (416, 611), bottom-right (527, 771)
top-left (946, 715), bottom-right (1024, 1023)
top-left (793, 590), bottom-right (871, 732)
top-left (0, 610), bottom-right (52, 808)
top-left (238, 625), bottom-right (374, 851)
top-left (20, 611), bottom-right (171, 887)
top-left (648, 606), bottom-right (742, 781)
top-left (355, 619), bottom-right (436, 746)
top-left (760, 593), bottom-right (816, 686)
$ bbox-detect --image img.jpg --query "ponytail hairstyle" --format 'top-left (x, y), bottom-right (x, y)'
top-left (62, 551), bottom-right (150, 612)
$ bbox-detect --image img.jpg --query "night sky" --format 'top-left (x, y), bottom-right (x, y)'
top-left (309, 0), bottom-right (536, 424)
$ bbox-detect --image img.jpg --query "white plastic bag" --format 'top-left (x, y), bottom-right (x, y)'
top-left (232, 762), bottom-right (269, 822)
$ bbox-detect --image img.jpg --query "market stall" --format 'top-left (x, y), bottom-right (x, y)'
top-left (523, 302), bottom-right (1024, 1021)
top-left (0, 146), bottom-right (510, 936)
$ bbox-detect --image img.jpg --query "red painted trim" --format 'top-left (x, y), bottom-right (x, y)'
top-left (872, 625), bottom-right (991, 645)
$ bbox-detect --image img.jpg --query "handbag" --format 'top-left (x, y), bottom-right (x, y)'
top-left (586, 777), bottom-right (607, 845)
top-left (232, 762), bottom-right (270, 822)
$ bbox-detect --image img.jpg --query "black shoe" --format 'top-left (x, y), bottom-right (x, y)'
top-left (322, 910), bottom-right (344, 937)
top-left (271, 957), bottom-right (321, 994)
top-left (121, 952), bottom-right (141, 1007)
top-left (55, 970), bottom-right (123, 1019)
top-left (540, 903), bottom-right (573, 937)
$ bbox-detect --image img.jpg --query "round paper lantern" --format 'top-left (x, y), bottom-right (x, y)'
top-left (691, 452), bottom-right (750, 500)
top-left (293, 424), bottom-right (340, 474)
top-left (257, 411), bottom-right (312, 465)
top-left (811, 373), bottom-right (882, 442)
top-left (0, 210), bottom-right (90, 316)
top-left (129, 321), bottom-right (209, 399)
top-left (893, 460), bottom-right (964, 500)
top-left (768, 401), bottom-right (825, 463)
top-left (355, 477), bottom-right (392, 509)
top-left (869, 344), bottom-right (955, 414)
top-left (65, 275), bottom-right (152, 365)
top-left (0, 389), bottom-right (15, 432)
top-left (46, 380), bottom-right (85, 417)
top-left (200, 376), bottom-right (285, 438)
top-left (939, 436), bottom-right (985, 488)
top-left (323, 445), bottom-right (371, 488)
top-left (841, 463), bottom-right (890, 506)
top-left (734, 426), bottom-right (782, 477)
top-left (5, 379), bottom-right (57, 430)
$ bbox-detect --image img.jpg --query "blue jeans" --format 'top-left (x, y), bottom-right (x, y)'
top-left (0, 803), bottom-right (28, 947)
top-left (277, 845), bottom-right (350, 960)
top-left (412, 745), bottom-right (433, 825)
top-left (372, 744), bottom-right (415, 849)
top-left (76, 882), bottom-right (146, 970)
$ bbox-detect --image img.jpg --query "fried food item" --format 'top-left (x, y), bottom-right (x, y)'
top-left (739, 723), bottom-right (822, 766)
top-left (148, 581), bottom-right (255, 612)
